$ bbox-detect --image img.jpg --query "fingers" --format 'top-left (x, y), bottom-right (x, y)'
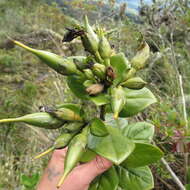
top-left (59, 155), bottom-right (112, 190)
top-left (51, 148), bottom-right (67, 162)
top-left (36, 149), bottom-right (67, 190)
top-left (37, 148), bottom-right (112, 190)
top-left (92, 155), bottom-right (113, 175)
top-left (85, 155), bottom-right (112, 177)
top-left (71, 155), bottom-right (112, 184)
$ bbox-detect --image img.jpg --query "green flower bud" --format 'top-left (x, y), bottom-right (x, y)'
top-left (124, 67), bottom-right (137, 80)
top-left (81, 16), bottom-right (100, 57)
top-left (57, 127), bottom-right (88, 188)
top-left (68, 56), bottom-right (88, 71)
top-left (98, 30), bottom-right (112, 66)
top-left (13, 40), bottom-right (81, 76)
top-left (0, 112), bottom-right (64, 129)
top-left (86, 84), bottom-right (104, 95)
top-left (92, 63), bottom-right (106, 80)
top-left (84, 69), bottom-right (96, 80)
top-left (131, 42), bottom-right (150, 70)
top-left (121, 77), bottom-right (147, 89)
top-left (53, 132), bottom-right (77, 148)
top-left (83, 80), bottom-right (94, 87)
top-left (63, 122), bottom-right (84, 133)
top-left (99, 32), bottom-right (112, 60)
top-left (111, 86), bottom-right (126, 119)
top-left (80, 16), bottom-right (103, 63)
top-left (51, 107), bottom-right (83, 122)
top-left (34, 131), bottom-right (78, 160)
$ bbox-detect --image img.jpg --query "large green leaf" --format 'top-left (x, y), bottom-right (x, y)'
top-left (122, 122), bottom-right (154, 143)
top-left (89, 167), bottom-right (119, 190)
top-left (88, 126), bottom-right (135, 164)
top-left (117, 166), bottom-right (154, 190)
top-left (89, 94), bottom-right (110, 106)
top-left (105, 113), bottom-right (128, 131)
top-left (110, 53), bottom-right (131, 85)
top-left (122, 143), bottom-right (163, 168)
top-left (67, 75), bottom-right (89, 100)
top-left (119, 87), bottom-right (157, 117)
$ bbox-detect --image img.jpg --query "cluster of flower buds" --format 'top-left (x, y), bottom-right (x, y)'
top-left (11, 16), bottom-right (150, 103)
top-left (0, 16), bottom-right (152, 188)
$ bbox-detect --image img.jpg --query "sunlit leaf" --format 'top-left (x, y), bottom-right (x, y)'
top-left (89, 167), bottom-right (119, 190)
top-left (122, 122), bottom-right (154, 143)
top-left (119, 87), bottom-right (157, 117)
top-left (122, 143), bottom-right (163, 168)
top-left (88, 126), bottom-right (135, 164)
top-left (117, 166), bottom-right (154, 190)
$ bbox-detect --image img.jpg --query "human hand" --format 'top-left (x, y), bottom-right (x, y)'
top-left (37, 148), bottom-right (112, 190)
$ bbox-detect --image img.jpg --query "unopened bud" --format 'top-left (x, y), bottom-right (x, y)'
top-left (124, 68), bottom-right (136, 80)
top-left (84, 69), bottom-right (96, 80)
top-left (98, 32), bottom-right (112, 60)
top-left (62, 122), bottom-right (84, 133)
top-left (131, 42), bottom-right (150, 70)
top-left (83, 80), bottom-right (94, 87)
top-left (121, 77), bottom-right (147, 89)
top-left (111, 86), bottom-right (126, 119)
top-left (92, 63), bottom-right (106, 80)
top-left (81, 16), bottom-right (100, 59)
top-left (86, 84), bottom-right (104, 95)
top-left (13, 40), bottom-right (81, 76)
top-left (51, 108), bottom-right (83, 122)
top-left (106, 66), bottom-right (116, 80)
top-left (69, 56), bottom-right (88, 71)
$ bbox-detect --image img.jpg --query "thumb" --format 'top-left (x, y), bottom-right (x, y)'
top-left (77, 155), bottom-right (112, 183)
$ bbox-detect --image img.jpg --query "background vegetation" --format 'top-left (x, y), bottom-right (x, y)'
top-left (0, 0), bottom-right (189, 189)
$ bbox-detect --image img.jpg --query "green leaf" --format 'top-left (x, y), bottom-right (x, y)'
top-left (67, 75), bottom-right (89, 100)
top-left (80, 149), bottom-right (96, 163)
top-left (90, 94), bottom-right (110, 106)
top-left (90, 118), bottom-right (109, 137)
top-left (89, 167), bottom-right (119, 190)
top-left (122, 143), bottom-right (163, 168)
top-left (119, 87), bottom-right (157, 117)
top-left (122, 122), bottom-right (154, 143)
top-left (88, 126), bottom-right (135, 164)
top-left (110, 53), bottom-right (131, 85)
top-left (105, 113), bottom-right (128, 131)
top-left (117, 166), bottom-right (154, 190)
top-left (21, 173), bottom-right (39, 188)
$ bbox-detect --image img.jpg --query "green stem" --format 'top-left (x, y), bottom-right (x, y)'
top-left (94, 51), bottom-right (103, 63)
top-left (100, 105), bottom-right (105, 121)
top-left (0, 118), bottom-right (22, 124)
top-left (34, 147), bottom-right (54, 160)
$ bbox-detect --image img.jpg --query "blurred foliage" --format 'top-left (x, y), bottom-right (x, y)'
top-left (0, 0), bottom-right (189, 189)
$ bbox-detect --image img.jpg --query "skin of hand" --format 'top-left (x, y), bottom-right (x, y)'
top-left (37, 148), bottom-right (112, 190)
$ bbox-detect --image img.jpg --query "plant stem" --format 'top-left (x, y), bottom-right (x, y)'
top-left (178, 74), bottom-right (189, 183)
top-left (178, 74), bottom-right (188, 132)
top-left (160, 158), bottom-right (185, 190)
top-left (153, 141), bottom-right (185, 189)
top-left (100, 105), bottom-right (105, 121)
